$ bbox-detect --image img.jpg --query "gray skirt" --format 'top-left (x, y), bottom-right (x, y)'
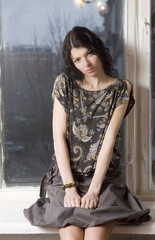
top-left (24, 163), bottom-right (151, 228)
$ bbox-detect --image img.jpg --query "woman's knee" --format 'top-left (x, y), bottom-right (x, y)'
top-left (84, 221), bottom-right (117, 240)
top-left (59, 225), bottom-right (84, 240)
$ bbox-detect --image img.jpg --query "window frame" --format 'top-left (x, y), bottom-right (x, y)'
top-left (0, 0), bottom-right (155, 201)
top-left (0, 0), bottom-right (3, 189)
top-left (124, 0), bottom-right (155, 199)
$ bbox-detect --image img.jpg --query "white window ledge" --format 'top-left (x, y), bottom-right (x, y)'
top-left (0, 189), bottom-right (155, 236)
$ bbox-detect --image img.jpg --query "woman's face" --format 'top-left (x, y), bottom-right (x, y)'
top-left (71, 47), bottom-right (103, 78)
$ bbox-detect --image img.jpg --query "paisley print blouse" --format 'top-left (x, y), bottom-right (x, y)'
top-left (52, 73), bottom-right (135, 177)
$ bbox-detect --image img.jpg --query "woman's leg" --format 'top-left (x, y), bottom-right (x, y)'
top-left (84, 221), bottom-right (117, 240)
top-left (59, 225), bottom-right (84, 240)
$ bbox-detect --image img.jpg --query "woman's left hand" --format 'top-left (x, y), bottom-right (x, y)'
top-left (81, 190), bottom-right (99, 209)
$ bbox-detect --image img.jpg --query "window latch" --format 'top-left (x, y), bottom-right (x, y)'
top-left (144, 18), bottom-right (150, 35)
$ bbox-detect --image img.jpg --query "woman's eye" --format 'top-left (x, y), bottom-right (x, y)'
top-left (88, 50), bottom-right (93, 55)
top-left (74, 59), bottom-right (80, 63)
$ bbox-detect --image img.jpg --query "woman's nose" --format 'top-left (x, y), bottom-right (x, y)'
top-left (83, 57), bottom-right (91, 66)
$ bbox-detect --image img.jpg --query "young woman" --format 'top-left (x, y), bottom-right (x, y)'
top-left (24, 26), bottom-right (150, 240)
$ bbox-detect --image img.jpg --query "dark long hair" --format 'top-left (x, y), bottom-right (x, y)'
top-left (63, 26), bottom-right (118, 81)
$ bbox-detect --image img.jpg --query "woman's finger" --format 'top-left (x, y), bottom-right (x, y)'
top-left (64, 196), bottom-right (71, 207)
top-left (84, 199), bottom-right (89, 209)
top-left (70, 198), bottom-right (76, 207)
top-left (75, 198), bottom-right (81, 207)
top-left (94, 199), bottom-right (98, 208)
top-left (81, 198), bottom-right (86, 208)
top-left (89, 200), bottom-right (94, 209)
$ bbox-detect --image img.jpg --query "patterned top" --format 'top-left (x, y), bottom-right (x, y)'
top-left (52, 73), bottom-right (135, 177)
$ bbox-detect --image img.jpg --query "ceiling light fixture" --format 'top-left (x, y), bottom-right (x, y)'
top-left (74, 0), bottom-right (108, 14)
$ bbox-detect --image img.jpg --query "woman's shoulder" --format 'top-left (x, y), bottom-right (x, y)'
top-left (116, 78), bottom-right (135, 117)
top-left (54, 73), bottom-right (70, 90)
top-left (55, 73), bottom-right (69, 84)
top-left (117, 78), bottom-right (132, 86)
top-left (53, 73), bottom-right (72, 97)
top-left (116, 78), bottom-right (133, 93)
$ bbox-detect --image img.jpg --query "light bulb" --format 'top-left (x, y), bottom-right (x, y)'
top-left (74, 0), bottom-right (83, 8)
top-left (100, 5), bottom-right (106, 10)
top-left (97, 1), bottom-right (102, 7)
top-left (96, 1), bottom-right (108, 14)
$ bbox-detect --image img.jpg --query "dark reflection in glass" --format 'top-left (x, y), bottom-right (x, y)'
top-left (2, 45), bottom-right (55, 184)
top-left (1, 0), bottom-right (125, 185)
top-left (151, 0), bottom-right (155, 185)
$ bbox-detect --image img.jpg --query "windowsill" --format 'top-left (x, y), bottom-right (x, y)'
top-left (0, 189), bottom-right (155, 235)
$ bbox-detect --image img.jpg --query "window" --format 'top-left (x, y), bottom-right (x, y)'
top-left (0, 0), bottom-right (125, 186)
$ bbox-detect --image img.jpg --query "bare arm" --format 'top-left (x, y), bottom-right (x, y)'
top-left (81, 81), bottom-right (132, 209)
top-left (53, 97), bottom-right (73, 184)
top-left (53, 97), bottom-right (81, 207)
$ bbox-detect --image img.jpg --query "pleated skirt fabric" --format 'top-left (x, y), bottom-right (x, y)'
top-left (24, 164), bottom-right (151, 228)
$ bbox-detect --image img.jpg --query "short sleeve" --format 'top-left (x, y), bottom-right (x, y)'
top-left (124, 82), bottom-right (135, 118)
top-left (115, 80), bottom-right (135, 118)
top-left (52, 73), bottom-right (69, 113)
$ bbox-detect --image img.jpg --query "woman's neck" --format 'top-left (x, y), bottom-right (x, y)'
top-left (81, 73), bottom-right (115, 91)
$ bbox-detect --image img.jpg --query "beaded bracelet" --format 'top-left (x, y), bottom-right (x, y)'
top-left (62, 182), bottom-right (79, 190)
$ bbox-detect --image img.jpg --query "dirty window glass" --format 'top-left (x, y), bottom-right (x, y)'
top-left (1, 0), bottom-right (125, 185)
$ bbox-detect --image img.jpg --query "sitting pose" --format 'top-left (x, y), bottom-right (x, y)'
top-left (24, 26), bottom-right (150, 240)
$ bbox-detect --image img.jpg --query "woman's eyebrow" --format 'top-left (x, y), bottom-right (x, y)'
top-left (71, 55), bottom-right (81, 60)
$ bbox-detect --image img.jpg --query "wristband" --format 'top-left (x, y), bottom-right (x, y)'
top-left (62, 182), bottom-right (79, 190)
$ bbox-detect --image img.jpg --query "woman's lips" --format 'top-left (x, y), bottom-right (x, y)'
top-left (85, 67), bottom-right (95, 73)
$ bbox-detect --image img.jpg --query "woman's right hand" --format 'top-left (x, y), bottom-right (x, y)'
top-left (64, 187), bottom-right (81, 207)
